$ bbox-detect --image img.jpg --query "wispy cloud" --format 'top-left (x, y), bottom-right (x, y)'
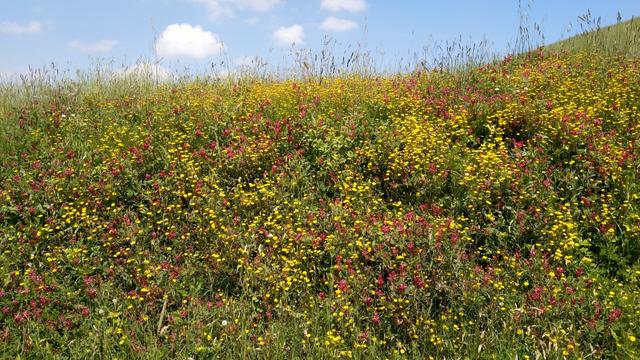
top-left (321, 0), bottom-right (366, 12)
top-left (194, 0), bottom-right (282, 20)
top-left (273, 24), bottom-right (304, 46)
top-left (320, 16), bottom-right (357, 32)
top-left (69, 39), bottom-right (118, 53)
top-left (0, 21), bottom-right (43, 35)
top-left (237, 0), bottom-right (283, 11)
top-left (155, 24), bottom-right (223, 59)
top-left (244, 16), bottom-right (259, 25)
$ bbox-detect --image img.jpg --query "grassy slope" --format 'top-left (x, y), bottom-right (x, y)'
top-left (545, 17), bottom-right (640, 56)
top-left (0, 42), bottom-right (640, 360)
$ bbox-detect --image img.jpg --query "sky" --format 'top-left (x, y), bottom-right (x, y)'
top-left (0, 0), bottom-right (638, 78)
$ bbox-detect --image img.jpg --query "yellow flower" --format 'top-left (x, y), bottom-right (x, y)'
top-left (630, 335), bottom-right (637, 343)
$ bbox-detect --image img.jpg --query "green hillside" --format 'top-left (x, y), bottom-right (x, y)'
top-left (1, 9), bottom-right (640, 360)
top-left (546, 17), bottom-right (640, 56)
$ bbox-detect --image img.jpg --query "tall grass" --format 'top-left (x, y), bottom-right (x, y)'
top-left (546, 14), bottom-right (640, 56)
top-left (1, 5), bottom-right (640, 360)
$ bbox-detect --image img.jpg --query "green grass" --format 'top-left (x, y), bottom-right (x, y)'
top-left (1, 17), bottom-right (640, 360)
top-left (545, 17), bottom-right (640, 56)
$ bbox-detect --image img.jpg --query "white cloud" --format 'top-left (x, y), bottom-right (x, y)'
top-left (195, 0), bottom-right (233, 19)
top-left (321, 0), bottom-right (366, 12)
top-left (69, 39), bottom-right (117, 53)
top-left (237, 0), bottom-right (282, 11)
top-left (321, 16), bottom-right (357, 32)
top-left (155, 24), bottom-right (223, 60)
top-left (0, 21), bottom-right (43, 34)
top-left (273, 24), bottom-right (304, 46)
top-left (195, 0), bottom-right (282, 20)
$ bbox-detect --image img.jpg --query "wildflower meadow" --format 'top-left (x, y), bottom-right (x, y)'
top-left (1, 22), bottom-right (640, 360)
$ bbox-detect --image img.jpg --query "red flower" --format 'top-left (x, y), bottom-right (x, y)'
top-left (372, 311), bottom-right (381, 325)
top-left (450, 232), bottom-right (459, 245)
top-left (13, 312), bottom-right (27, 324)
top-left (608, 308), bottom-right (622, 323)
top-left (529, 286), bottom-right (543, 302)
top-left (86, 288), bottom-right (98, 299)
top-left (337, 279), bottom-right (349, 292)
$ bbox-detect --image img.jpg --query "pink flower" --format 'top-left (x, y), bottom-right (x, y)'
top-left (529, 286), bottom-right (543, 302)
top-left (337, 279), bottom-right (349, 292)
top-left (608, 308), bottom-right (622, 323)
top-left (372, 311), bottom-right (381, 325)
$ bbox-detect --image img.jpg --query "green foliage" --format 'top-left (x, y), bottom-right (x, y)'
top-left (1, 49), bottom-right (640, 359)
top-left (546, 17), bottom-right (640, 57)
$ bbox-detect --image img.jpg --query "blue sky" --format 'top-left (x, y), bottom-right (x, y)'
top-left (1, 0), bottom-right (638, 77)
